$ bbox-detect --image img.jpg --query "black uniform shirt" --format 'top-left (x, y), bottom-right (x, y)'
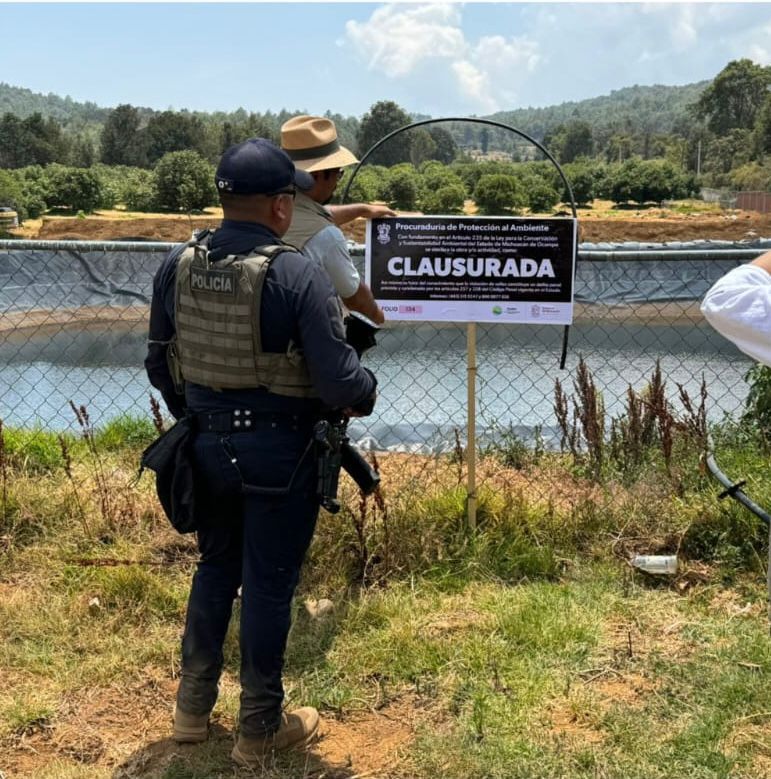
top-left (145, 219), bottom-right (375, 418)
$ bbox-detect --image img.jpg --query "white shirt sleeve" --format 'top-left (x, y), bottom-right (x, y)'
top-left (301, 225), bottom-right (361, 300)
top-left (701, 263), bottom-right (771, 366)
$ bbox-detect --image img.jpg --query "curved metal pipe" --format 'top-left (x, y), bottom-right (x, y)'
top-left (703, 452), bottom-right (771, 525)
top-left (339, 117), bottom-right (579, 369)
top-left (703, 449), bottom-right (771, 633)
top-left (340, 116), bottom-right (577, 219)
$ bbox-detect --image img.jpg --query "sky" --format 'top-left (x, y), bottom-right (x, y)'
top-left (2, 2), bottom-right (771, 118)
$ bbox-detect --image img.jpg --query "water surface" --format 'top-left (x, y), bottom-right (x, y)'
top-left (0, 319), bottom-right (751, 451)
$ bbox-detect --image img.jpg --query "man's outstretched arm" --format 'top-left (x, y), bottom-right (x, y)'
top-left (327, 203), bottom-right (396, 226)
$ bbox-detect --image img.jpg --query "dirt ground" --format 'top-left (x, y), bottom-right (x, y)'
top-left (1, 672), bottom-right (419, 778)
top-left (10, 203), bottom-right (771, 244)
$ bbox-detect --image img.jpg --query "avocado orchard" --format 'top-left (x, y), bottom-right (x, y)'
top-left (3, 155), bottom-right (702, 221)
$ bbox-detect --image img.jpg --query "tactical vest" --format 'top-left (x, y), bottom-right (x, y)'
top-left (173, 240), bottom-right (316, 397)
top-left (283, 192), bottom-right (334, 250)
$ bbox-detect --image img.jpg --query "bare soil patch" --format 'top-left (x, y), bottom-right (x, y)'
top-left (548, 703), bottom-right (606, 745)
top-left (316, 698), bottom-right (418, 777)
top-left (0, 306), bottom-right (147, 335)
top-left (576, 207), bottom-right (771, 244)
top-left (593, 671), bottom-right (657, 707)
top-left (547, 670), bottom-right (657, 746)
top-left (11, 204), bottom-right (771, 244)
top-left (36, 213), bottom-right (222, 242)
top-left (0, 673), bottom-right (419, 779)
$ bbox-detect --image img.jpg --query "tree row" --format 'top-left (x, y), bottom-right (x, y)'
top-left (0, 155), bottom-right (697, 222)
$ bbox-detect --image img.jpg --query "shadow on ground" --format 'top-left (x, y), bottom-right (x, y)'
top-left (112, 721), bottom-right (365, 779)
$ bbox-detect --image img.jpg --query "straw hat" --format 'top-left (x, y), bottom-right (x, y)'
top-left (280, 115), bottom-right (359, 173)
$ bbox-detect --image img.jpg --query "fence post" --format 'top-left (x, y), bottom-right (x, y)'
top-left (467, 322), bottom-right (477, 531)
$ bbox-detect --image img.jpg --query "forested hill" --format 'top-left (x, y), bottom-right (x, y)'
top-left (489, 81), bottom-right (710, 139)
top-left (1, 78), bottom-right (708, 140)
top-left (0, 83), bottom-right (108, 125)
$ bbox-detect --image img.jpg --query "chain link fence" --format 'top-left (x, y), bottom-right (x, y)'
top-left (1, 238), bottom-right (769, 512)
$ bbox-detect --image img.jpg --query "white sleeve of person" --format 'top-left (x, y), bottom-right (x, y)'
top-left (701, 263), bottom-right (771, 367)
top-left (303, 225), bottom-right (360, 300)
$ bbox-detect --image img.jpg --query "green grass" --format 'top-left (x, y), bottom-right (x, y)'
top-left (374, 577), bottom-right (770, 779)
top-left (664, 199), bottom-right (724, 216)
top-left (2, 418), bottom-right (771, 778)
top-left (93, 414), bottom-right (158, 451)
top-left (1, 414), bottom-right (156, 475)
top-left (3, 541), bottom-right (771, 777)
top-left (2, 425), bottom-right (67, 473)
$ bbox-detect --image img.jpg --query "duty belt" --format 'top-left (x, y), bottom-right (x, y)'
top-left (193, 409), bottom-right (317, 433)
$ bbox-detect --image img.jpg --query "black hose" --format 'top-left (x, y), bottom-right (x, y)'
top-left (703, 449), bottom-right (771, 634)
top-left (703, 453), bottom-right (771, 525)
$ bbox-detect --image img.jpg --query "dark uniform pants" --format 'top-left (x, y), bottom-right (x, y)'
top-left (176, 423), bottom-right (318, 737)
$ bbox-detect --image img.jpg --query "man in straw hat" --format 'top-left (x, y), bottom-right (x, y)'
top-left (281, 114), bottom-right (393, 325)
top-left (146, 138), bottom-right (377, 764)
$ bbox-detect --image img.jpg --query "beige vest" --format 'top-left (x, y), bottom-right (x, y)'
top-left (283, 192), bottom-right (334, 250)
top-left (173, 242), bottom-right (316, 397)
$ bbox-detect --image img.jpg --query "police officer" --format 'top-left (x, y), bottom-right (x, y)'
top-left (144, 138), bottom-right (377, 764)
top-left (281, 114), bottom-right (393, 325)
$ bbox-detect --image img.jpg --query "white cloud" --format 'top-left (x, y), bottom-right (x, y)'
top-left (345, 4), bottom-right (466, 78)
top-left (342, 3), bottom-right (771, 115)
top-left (451, 60), bottom-right (496, 113)
top-left (749, 44), bottom-right (771, 67)
top-left (344, 3), bottom-right (541, 112)
top-left (637, 3), bottom-right (700, 53)
top-left (671, 6), bottom-right (698, 48)
top-left (747, 22), bottom-right (771, 66)
top-left (471, 35), bottom-right (541, 104)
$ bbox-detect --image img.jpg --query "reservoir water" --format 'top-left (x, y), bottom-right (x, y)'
top-left (0, 317), bottom-right (751, 452)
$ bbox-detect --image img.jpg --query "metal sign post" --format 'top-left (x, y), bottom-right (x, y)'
top-left (347, 117), bottom-right (579, 530)
top-left (467, 322), bottom-right (477, 531)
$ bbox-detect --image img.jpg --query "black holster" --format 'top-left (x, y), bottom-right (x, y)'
top-left (139, 416), bottom-right (197, 534)
top-left (313, 312), bottom-right (381, 512)
top-left (314, 418), bottom-right (380, 513)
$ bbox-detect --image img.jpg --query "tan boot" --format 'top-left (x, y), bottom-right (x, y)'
top-left (231, 707), bottom-right (320, 764)
top-left (172, 705), bottom-right (209, 743)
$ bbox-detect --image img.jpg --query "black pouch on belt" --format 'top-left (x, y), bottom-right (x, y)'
top-left (139, 416), bottom-right (197, 534)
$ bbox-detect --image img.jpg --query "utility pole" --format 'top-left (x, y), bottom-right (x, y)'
top-left (696, 139), bottom-right (702, 177)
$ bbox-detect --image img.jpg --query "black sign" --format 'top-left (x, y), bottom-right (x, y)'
top-left (366, 216), bottom-right (576, 324)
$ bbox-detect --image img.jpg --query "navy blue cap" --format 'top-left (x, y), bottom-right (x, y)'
top-left (215, 138), bottom-right (314, 195)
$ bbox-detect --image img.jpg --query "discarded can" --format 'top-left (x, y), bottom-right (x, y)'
top-left (631, 555), bottom-right (678, 575)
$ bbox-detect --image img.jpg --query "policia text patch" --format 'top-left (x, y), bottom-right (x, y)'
top-left (191, 268), bottom-right (236, 295)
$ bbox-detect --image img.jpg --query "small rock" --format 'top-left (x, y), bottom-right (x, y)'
top-left (305, 598), bottom-right (335, 620)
